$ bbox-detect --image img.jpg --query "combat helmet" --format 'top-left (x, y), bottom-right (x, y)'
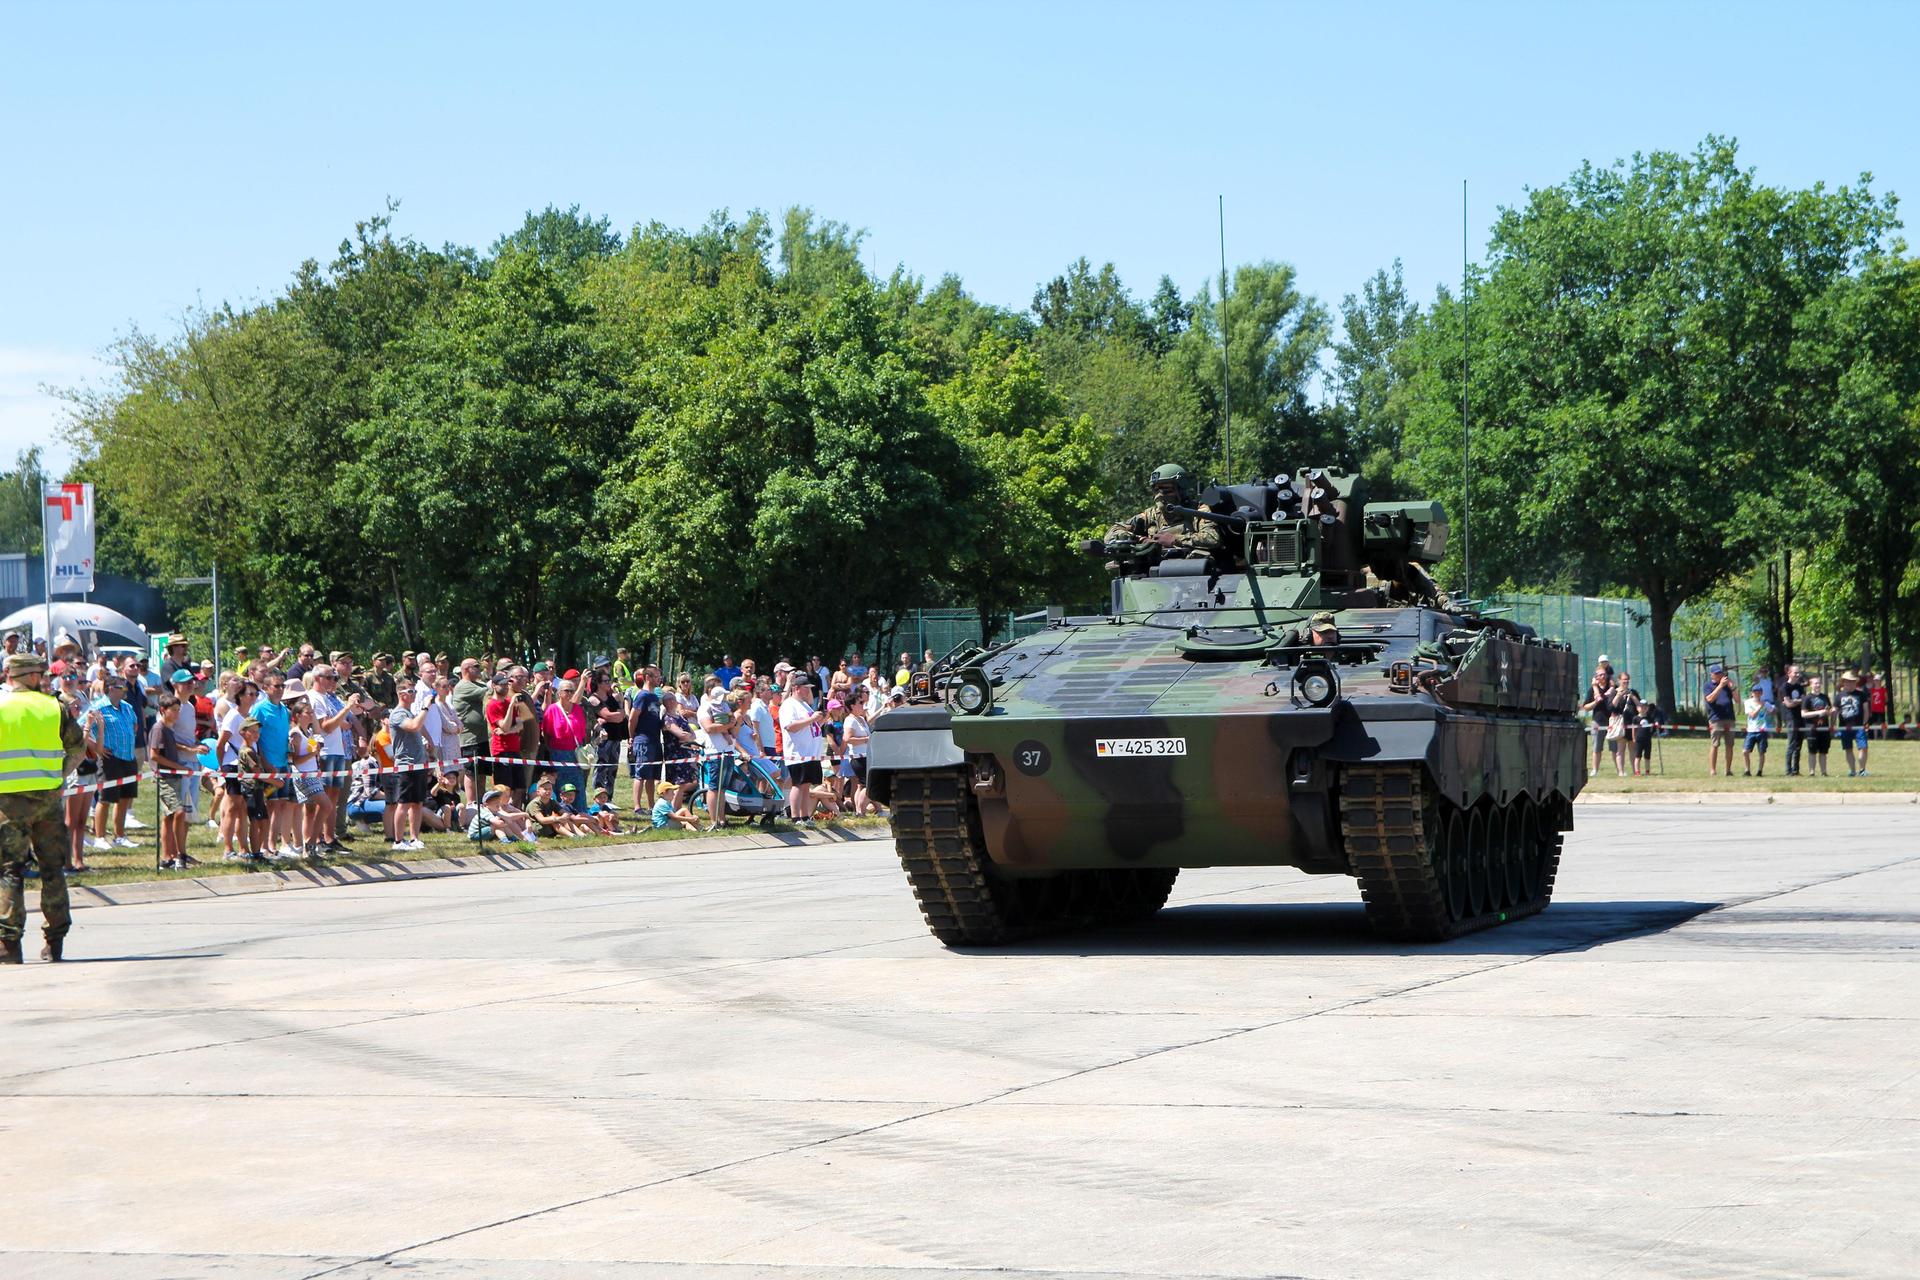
top-left (1148, 463), bottom-right (1191, 502)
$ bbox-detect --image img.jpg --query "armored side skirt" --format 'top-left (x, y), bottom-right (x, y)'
top-left (870, 701), bottom-right (1581, 875)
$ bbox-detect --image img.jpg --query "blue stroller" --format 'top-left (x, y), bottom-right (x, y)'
top-left (721, 754), bottom-right (788, 827)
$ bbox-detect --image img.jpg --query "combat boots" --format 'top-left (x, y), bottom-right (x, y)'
top-left (0, 937), bottom-right (21, 965)
top-left (41, 935), bottom-right (63, 962)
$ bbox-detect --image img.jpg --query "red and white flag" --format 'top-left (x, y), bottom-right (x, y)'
top-left (43, 481), bottom-right (94, 594)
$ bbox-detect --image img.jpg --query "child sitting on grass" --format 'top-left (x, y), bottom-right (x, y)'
top-left (585, 787), bottom-right (622, 836)
top-left (467, 786), bottom-right (534, 844)
top-left (526, 773), bottom-right (594, 839)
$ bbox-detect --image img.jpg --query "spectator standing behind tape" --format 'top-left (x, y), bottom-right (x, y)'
top-left (385, 687), bottom-right (432, 851)
top-left (1803, 677), bottom-right (1835, 776)
top-left (586, 671), bottom-right (626, 800)
top-left (88, 676), bottom-right (140, 851)
top-left (483, 673), bottom-right (523, 799)
top-left (1836, 671), bottom-right (1869, 777)
top-left (452, 659), bottom-right (490, 803)
top-left (1702, 663), bottom-right (1737, 777)
top-left (626, 667), bottom-right (664, 813)
top-left (254, 672), bottom-right (298, 855)
top-left (658, 690), bottom-right (698, 803)
top-left (779, 674), bottom-right (826, 826)
top-left (541, 677), bottom-right (589, 805)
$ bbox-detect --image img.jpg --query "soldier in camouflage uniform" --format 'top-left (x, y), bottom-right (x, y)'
top-left (1107, 463), bottom-right (1220, 560)
top-left (0, 653), bottom-right (88, 963)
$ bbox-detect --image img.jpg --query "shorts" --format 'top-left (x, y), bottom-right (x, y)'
top-left (1591, 725), bottom-right (1609, 750)
top-left (628, 737), bottom-right (662, 778)
top-left (464, 744), bottom-right (489, 784)
top-left (1707, 721), bottom-right (1736, 741)
top-left (787, 759), bottom-right (823, 786)
top-left (1744, 731), bottom-right (1769, 753)
top-left (491, 761), bottom-right (524, 794)
top-left (851, 757), bottom-right (868, 784)
top-left (223, 766), bottom-right (245, 797)
top-left (319, 754), bottom-right (350, 790)
top-left (269, 780), bottom-right (295, 803)
top-left (244, 789), bottom-right (269, 823)
top-left (156, 774), bottom-right (186, 816)
top-left (1632, 732), bottom-right (1653, 760)
top-left (1839, 727), bottom-right (1868, 750)
top-left (294, 773), bottom-right (328, 804)
top-left (1809, 734), bottom-right (1833, 756)
top-left (700, 755), bottom-right (726, 793)
top-left (393, 769), bottom-right (430, 805)
top-left (101, 755), bottom-right (138, 803)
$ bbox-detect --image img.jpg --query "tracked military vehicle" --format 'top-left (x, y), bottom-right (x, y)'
top-left (868, 466), bottom-right (1584, 945)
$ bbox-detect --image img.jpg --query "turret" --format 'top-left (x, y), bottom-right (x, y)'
top-left (1095, 466), bottom-right (1450, 611)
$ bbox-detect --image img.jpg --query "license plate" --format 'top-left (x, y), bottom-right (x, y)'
top-left (1094, 737), bottom-right (1187, 758)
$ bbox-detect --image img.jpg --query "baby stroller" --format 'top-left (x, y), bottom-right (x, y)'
top-left (721, 755), bottom-right (787, 828)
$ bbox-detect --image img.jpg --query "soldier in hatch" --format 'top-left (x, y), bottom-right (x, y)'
top-left (1106, 464), bottom-right (1220, 561)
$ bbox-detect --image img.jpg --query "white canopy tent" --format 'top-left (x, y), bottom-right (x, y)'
top-left (0, 602), bottom-right (152, 653)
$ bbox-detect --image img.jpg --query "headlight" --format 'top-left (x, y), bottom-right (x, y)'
top-left (1291, 659), bottom-right (1340, 709)
top-left (948, 670), bottom-right (993, 715)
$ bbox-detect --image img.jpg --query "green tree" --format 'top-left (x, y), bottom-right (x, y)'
top-left (1398, 138), bottom-right (1896, 710)
top-left (342, 248), bottom-right (630, 655)
top-left (0, 448), bottom-right (48, 555)
top-left (490, 204), bottom-right (622, 274)
top-left (596, 224), bottom-right (964, 661)
top-left (1170, 261), bottom-right (1333, 483)
top-left (929, 334), bottom-right (1106, 635)
top-left (1330, 262), bottom-right (1419, 495)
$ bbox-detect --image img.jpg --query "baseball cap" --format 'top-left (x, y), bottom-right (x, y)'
top-left (531, 661), bottom-right (549, 673)
top-left (1708, 663), bottom-right (1724, 675)
top-left (239, 716), bottom-right (261, 731)
top-left (560, 782), bottom-right (577, 793)
top-left (1598, 653), bottom-right (1611, 664)
top-left (169, 668), bottom-right (195, 684)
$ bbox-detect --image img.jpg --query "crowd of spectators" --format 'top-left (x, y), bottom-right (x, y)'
top-left (1578, 653), bottom-right (1901, 779)
top-left (2, 627), bottom-right (939, 873)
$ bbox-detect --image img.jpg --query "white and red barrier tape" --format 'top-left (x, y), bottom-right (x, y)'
top-left (59, 745), bottom-right (850, 797)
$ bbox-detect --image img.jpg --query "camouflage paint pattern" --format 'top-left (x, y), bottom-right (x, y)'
top-left (872, 528), bottom-right (1584, 879)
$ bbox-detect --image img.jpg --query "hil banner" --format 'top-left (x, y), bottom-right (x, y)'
top-left (43, 481), bottom-right (95, 594)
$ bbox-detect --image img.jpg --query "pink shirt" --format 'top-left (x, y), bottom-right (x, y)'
top-left (541, 701), bottom-right (587, 751)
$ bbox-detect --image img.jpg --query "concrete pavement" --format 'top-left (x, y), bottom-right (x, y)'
top-left (3, 805), bottom-right (1916, 1278)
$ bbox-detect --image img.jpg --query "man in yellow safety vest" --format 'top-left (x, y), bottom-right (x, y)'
top-left (0, 652), bottom-right (87, 963)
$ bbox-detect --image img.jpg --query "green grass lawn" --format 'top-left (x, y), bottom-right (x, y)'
top-left (48, 802), bottom-right (891, 889)
top-left (1581, 733), bottom-right (1919, 795)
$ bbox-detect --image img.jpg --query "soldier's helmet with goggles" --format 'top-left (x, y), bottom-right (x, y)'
top-left (1148, 464), bottom-right (1191, 501)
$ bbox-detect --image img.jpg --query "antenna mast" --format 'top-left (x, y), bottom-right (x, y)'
top-left (1218, 195), bottom-right (1231, 481)
top-left (1461, 179), bottom-right (1472, 605)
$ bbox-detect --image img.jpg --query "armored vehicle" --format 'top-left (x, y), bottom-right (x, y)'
top-left (868, 466), bottom-right (1584, 945)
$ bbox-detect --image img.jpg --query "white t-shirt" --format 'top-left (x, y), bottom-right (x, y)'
top-left (780, 697), bottom-right (824, 764)
top-left (748, 699), bottom-right (777, 759)
top-left (219, 707), bottom-right (247, 765)
top-left (697, 691), bottom-right (733, 754)
top-left (311, 690), bottom-right (349, 755)
top-left (846, 713), bottom-right (871, 759)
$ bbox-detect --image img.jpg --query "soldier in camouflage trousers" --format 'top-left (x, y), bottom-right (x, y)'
top-left (0, 653), bottom-right (88, 963)
top-left (1107, 463), bottom-right (1220, 560)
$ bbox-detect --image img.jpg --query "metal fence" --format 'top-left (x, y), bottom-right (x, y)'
top-left (1480, 592), bottom-right (1766, 711)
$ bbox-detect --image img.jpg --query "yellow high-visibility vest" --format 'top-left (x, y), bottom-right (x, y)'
top-left (0, 688), bottom-right (66, 793)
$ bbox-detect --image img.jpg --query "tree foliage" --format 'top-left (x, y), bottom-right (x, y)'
top-left (1398, 138), bottom-right (1898, 707)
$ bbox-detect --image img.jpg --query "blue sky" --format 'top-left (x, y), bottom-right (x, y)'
top-left (5, 2), bottom-right (1915, 471)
